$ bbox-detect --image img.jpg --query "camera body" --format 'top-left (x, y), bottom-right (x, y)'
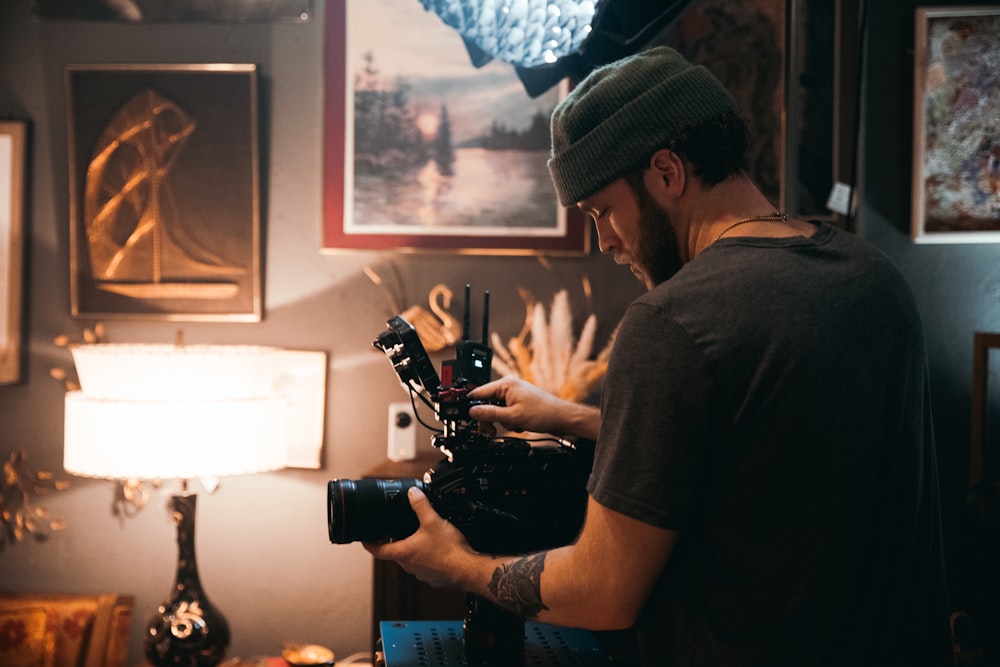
top-left (328, 293), bottom-right (593, 555)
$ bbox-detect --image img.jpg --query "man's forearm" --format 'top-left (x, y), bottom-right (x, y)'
top-left (449, 497), bottom-right (677, 631)
top-left (487, 552), bottom-right (550, 618)
top-left (458, 546), bottom-right (618, 629)
top-left (560, 402), bottom-right (601, 441)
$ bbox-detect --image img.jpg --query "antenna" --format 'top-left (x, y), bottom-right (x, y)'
top-left (462, 283), bottom-right (471, 342)
top-left (442, 284), bottom-right (494, 388)
top-left (482, 290), bottom-right (490, 344)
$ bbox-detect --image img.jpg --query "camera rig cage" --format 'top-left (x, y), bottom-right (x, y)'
top-left (369, 285), bottom-right (593, 556)
top-left (373, 284), bottom-right (500, 459)
top-left (355, 285), bottom-right (599, 663)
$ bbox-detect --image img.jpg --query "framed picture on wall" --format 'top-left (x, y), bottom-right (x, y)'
top-left (649, 0), bottom-right (787, 214)
top-left (0, 120), bottom-right (27, 385)
top-left (31, 0), bottom-right (311, 22)
top-left (912, 6), bottom-right (1000, 243)
top-left (322, 0), bottom-right (589, 255)
top-left (971, 332), bottom-right (1000, 490)
top-left (66, 64), bottom-right (262, 321)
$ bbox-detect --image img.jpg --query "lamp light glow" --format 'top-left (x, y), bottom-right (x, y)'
top-left (64, 393), bottom-right (286, 480)
top-left (64, 343), bottom-right (288, 481)
top-left (62, 342), bottom-right (290, 667)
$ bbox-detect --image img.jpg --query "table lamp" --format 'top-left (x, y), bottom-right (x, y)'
top-left (63, 343), bottom-right (289, 667)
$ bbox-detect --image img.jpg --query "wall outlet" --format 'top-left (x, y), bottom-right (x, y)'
top-left (826, 182), bottom-right (854, 216)
top-left (387, 402), bottom-right (417, 461)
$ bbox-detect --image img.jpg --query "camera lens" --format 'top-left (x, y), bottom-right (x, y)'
top-left (327, 478), bottom-right (425, 544)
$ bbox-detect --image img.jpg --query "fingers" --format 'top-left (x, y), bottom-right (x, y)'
top-left (467, 402), bottom-right (500, 422)
top-left (407, 485), bottom-right (433, 515)
top-left (468, 376), bottom-right (522, 426)
top-left (467, 376), bottom-right (509, 400)
top-left (364, 488), bottom-right (430, 558)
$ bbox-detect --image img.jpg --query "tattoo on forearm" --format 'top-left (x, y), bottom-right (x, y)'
top-left (488, 552), bottom-right (549, 618)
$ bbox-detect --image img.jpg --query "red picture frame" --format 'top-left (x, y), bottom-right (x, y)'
top-left (321, 0), bottom-right (588, 255)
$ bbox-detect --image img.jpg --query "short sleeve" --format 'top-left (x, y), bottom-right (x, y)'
top-left (587, 301), bottom-right (715, 529)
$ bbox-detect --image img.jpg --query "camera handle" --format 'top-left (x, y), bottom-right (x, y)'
top-left (463, 593), bottom-right (525, 665)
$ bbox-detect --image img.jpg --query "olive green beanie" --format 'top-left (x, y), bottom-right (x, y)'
top-left (547, 46), bottom-right (737, 206)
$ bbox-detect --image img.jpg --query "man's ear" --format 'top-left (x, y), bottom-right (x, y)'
top-left (650, 148), bottom-right (674, 171)
top-left (648, 148), bottom-right (685, 196)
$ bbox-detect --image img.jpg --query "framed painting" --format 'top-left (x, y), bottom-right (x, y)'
top-left (649, 0), bottom-right (787, 213)
top-left (0, 120), bottom-right (27, 385)
top-left (322, 0), bottom-right (588, 255)
top-left (66, 64), bottom-right (262, 321)
top-left (31, 0), bottom-right (311, 22)
top-left (912, 6), bottom-right (1000, 243)
top-left (971, 332), bottom-right (1000, 490)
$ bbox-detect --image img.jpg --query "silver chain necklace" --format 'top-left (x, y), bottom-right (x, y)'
top-left (713, 212), bottom-right (789, 243)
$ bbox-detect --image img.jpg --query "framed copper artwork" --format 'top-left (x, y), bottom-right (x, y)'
top-left (66, 64), bottom-right (262, 321)
top-left (1, 120), bottom-right (27, 385)
top-left (912, 6), bottom-right (1000, 243)
top-left (321, 0), bottom-right (588, 255)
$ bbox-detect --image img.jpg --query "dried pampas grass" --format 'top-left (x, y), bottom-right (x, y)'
top-left (492, 289), bottom-right (616, 403)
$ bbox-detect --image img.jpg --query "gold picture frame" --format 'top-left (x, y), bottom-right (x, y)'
top-left (0, 120), bottom-right (26, 385)
top-left (66, 64), bottom-right (262, 321)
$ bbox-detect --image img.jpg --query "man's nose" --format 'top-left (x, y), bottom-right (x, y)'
top-left (594, 219), bottom-right (616, 254)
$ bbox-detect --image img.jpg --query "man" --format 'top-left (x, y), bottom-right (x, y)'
top-left (367, 46), bottom-right (951, 665)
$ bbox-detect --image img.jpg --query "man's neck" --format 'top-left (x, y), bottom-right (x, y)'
top-left (680, 175), bottom-right (794, 261)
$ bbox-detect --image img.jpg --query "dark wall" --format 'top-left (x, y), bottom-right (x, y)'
top-left (862, 0), bottom-right (1000, 649)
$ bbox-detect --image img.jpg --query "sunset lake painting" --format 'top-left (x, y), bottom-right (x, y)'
top-left (343, 0), bottom-right (566, 239)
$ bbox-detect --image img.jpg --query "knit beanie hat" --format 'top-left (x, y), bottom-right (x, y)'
top-left (548, 46), bottom-right (737, 206)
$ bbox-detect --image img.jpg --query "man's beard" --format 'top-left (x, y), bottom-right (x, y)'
top-left (628, 178), bottom-right (683, 289)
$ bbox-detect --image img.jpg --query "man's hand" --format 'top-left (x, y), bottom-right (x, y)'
top-left (365, 485), bottom-right (680, 631)
top-left (364, 487), bottom-right (477, 589)
top-left (467, 376), bottom-right (601, 441)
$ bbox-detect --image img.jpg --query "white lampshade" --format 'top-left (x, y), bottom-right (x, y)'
top-left (64, 344), bottom-right (289, 481)
top-left (68, 343), bottom-right (279, 400)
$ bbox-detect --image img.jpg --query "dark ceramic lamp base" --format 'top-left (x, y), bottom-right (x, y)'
top-left (145, 493), bottom-right (231, 667)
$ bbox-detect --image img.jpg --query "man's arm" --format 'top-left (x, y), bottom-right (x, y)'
top-left (467, 376), bottom-right (601, 441)
top-left (367, 488), bottom-right (678, 630)
top-left (488, 553), bottom-right (549, 617)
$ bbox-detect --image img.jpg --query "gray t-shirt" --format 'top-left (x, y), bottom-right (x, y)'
top-left (588, 223), bottom-right (950, 666)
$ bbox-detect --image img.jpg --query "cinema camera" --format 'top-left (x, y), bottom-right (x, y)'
top-left (327, 286), bottom-right (595, 663)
